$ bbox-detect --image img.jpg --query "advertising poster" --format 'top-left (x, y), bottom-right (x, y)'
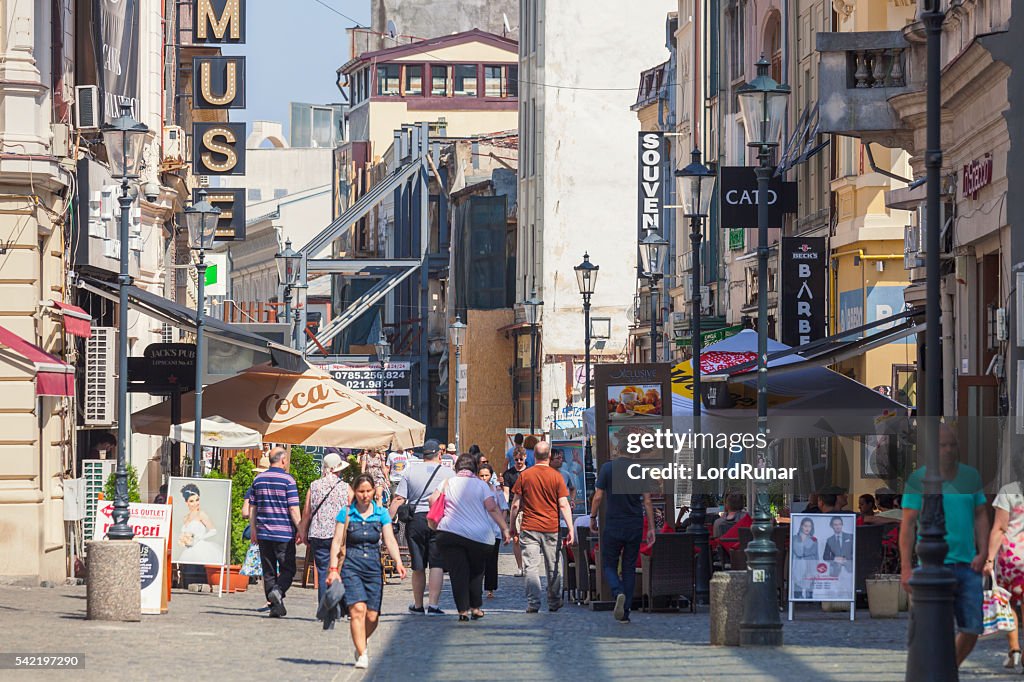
top-left (789, 513), bottom-right (857, 603)
top-left (138, 537), bottom-right (166, 615)
top-left (91, 502), bottom-right (171, 541)
top-left (168, 477), bottom-right (232, 566)
top-left (550, 441), bottom-right (587, 515)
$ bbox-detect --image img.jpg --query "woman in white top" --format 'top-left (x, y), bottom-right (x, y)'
top-left (477, 462), bottom-right (508, 599)
top-left (430, 454), bottom-right (511, 621)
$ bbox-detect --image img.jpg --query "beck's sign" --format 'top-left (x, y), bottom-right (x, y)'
top-left (780, 237), bottom-right (826, 347)
top-left (719, 167), bottom-right (797, 229)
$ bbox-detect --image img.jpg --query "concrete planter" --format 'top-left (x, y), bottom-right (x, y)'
top-left (866, 575), bottom-right (901, 618)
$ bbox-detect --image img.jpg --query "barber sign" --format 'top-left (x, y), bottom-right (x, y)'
top-left (91, 502), bottom-right (172, 541)
top-left (780, 237), bottom-right (826, 347)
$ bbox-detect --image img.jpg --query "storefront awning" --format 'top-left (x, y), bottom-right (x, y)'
top-left (76, 276), bottom-right (306, 373)
top-left (48, 301), bottom-right (93, 338)
top-left (0, 325), bottom-right (75, 396)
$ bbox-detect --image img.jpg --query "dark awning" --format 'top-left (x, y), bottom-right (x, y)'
top-left (76, 275), bottom-right (306, 373)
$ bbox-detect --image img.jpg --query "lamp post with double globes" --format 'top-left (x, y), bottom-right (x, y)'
top-left (574, 253), bottom-right (599, 470)
top-left (639, 232), bottom-right (668, 360)
top-left (676, 148), bottom-right (717, 606)
top-left (523, 290), bottom-right (544, 434)
top-left (448, 316), bottom-right (467, 454)
top-left (736, 54), bottom-right (789, 647)
top-left (100, 103), bottom-right (149, 540)
top-left (375, 330), bottom-right (391, 405)
top-left (184, 190), bottom-right (221, 477)
top-left (275, 239), bottom-right (302, 347)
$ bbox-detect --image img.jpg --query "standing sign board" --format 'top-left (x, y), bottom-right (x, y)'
top-left (91, 502), bottom-right (171, 541)
top-left (780, 237), bottom-right (826, 347)
top-left (788, 513), bottom-right (857, 621)
top-left (167, 477), bottom-right (232, 566)
top-left (550, 440), bottom-right (587, 515)
top-left (138, 537), bottom-right (167, 615)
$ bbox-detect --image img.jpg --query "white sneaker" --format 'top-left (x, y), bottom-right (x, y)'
top-left (354, 654), bottom-right (369, 669)
top-left (613, 593), bottom-right (626, 621)
top-left (1002, 650), bottom-right (1021, 669)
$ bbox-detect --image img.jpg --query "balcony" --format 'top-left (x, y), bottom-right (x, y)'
top-left (816, 32), bottom-right (914, 148)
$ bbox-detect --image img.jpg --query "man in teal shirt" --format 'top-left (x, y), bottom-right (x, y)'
top-left (900, 423), bottom-right (989, 669)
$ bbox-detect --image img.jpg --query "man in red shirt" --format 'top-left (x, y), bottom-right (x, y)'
top-left (510, 442), bottom-right (574, 613)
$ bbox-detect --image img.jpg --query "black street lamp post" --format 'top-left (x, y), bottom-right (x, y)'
top-left (100, 103), bottom-right (148, 540)
top-left (574, 253), bottom-right (599, 470)
top-left (737, 55), bottom-right (789, 646)
top-left (276, 239), bottom-right (302, 348)
top-left (639, 232), bottom-right (668, 360)
top-left (676, 148), bottom-right (717, 606)
top-left (375, 330), bottom-right (391, 406)
top-left (184, 190), bottom-right (221, 477)
top-left (906, 4), bottom-right (956, 679)
top-left (523, 290), bottom-right (543, 434)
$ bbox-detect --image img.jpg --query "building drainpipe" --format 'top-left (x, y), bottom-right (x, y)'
top-left (941, 283), bottom-right (955, 416)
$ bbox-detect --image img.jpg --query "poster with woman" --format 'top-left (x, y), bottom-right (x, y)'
top-left (788, 513), bottom-right (857, 605)
top-left (168, 476), bottom-right (232, 566)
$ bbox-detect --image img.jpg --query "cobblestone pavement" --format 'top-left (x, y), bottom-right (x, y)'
top-left (0, 550), bottom-right (1013, 681)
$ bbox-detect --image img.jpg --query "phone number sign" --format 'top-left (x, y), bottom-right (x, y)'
top-left (317, 362), bottom-right (412, 397)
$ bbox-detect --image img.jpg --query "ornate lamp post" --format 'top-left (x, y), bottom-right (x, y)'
top-left (448, 316), bottom-right (467, 454)
top-left (184, 190), bottom-right (221, 477)
top-left (907, 3), bottom-right (955, 679)
top-left (275, 239), bottom-right (302, 347)
top-left (574, 252), bottom-right (599, 474)
top-left (523, 290), bottom-right (544, 434)
top-left (375, 330), bottom-right (391, 405)
top-left (639, 232), bottom-right (668, 360)
top-left (676, 148), bottom-right (717, 606)
top-left (736, 55), bottom-right (789, 646)
top-left (100, 103), bottom-right (148, 540)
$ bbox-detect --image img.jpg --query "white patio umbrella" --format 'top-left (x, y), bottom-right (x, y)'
top-left (169, 415), bottom-right (262, 448)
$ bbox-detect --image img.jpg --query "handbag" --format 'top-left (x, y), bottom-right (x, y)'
top-left (426, 481), bottom-right (448, 530)
top-left (397, 464), bottom-right (442, 525)
top-left (308, 478), bottom-right (344, 537)
top-left (982, 571), bottom-right (1015, 638)
top-left (239, 543), bottom-right (262, 577)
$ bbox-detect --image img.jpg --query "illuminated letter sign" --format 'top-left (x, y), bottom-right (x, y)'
top-left (193, 56), bottom-right (245, 109)
top-left (193, 0), bottom-right (245, 43)
top-left (193, 122), bottom-right (246, 175)
top-left (193, 188), bottom-right (246, 241)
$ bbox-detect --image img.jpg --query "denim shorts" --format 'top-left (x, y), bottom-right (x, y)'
top-left (951, 562), bottom-right (983, 636)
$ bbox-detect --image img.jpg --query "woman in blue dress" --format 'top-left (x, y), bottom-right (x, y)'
top-left (327, 473), bottom-right (406, 670)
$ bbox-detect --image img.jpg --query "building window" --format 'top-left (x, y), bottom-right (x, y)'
top-left (247, 188), bottom-right (261, 201)
top-left (377, 64), bottom-right (400, 96)
top-left (453, 64), bottom-right (478, 97)
top-left (508, 65), bottom-right (519, 97)
top-left (728, 1), bottom-right (745, 82)
top-left (431, 65), bottom-right (449, 96)
top-left (404, 65), bottom-right (423, 96)
top-left (484, 66), bottom-right (504, 97)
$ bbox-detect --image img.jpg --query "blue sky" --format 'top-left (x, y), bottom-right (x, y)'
top-left (223, 1), bottom-right (370, 138)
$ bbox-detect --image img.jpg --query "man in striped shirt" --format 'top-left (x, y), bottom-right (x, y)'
top-left (249, 446), bottom-right (302, 617)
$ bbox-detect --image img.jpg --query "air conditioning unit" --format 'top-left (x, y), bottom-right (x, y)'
top-left (129, 236), bottom-right (143, 252)
top-left (162, 126), bottom-right (185, 167)
top-left (81, 459), bottom-right (116, 540)
top-left (904, 224), bottom-right (923, 270)
top-left (84, 328), bottom-right (117, 426)
top-left (51, 123), bottom-right (71, 158)
top-left (74, 85), bottom-right (101, 130)
top-left (104, 239), bottom-right (121, 259)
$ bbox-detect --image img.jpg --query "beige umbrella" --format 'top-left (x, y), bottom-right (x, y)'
top-left (132, 364), bottom-right (425, 449)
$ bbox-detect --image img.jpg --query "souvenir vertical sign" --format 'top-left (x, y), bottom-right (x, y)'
top-left (191, 0), bottom-right (247, 240)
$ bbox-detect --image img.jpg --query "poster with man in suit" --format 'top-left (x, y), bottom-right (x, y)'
top-left (822, 515), bottom-right (855, 577)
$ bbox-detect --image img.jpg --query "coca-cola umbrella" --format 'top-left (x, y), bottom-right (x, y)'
top-left (132, 364), bottom-right (425, 450)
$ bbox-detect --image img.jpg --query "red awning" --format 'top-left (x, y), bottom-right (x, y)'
top-left (52, 301), bottom-right (92, 338)
top-left (0, 325), bottom-right (75, 397)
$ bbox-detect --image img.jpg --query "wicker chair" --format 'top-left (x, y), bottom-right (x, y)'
top-left (641, 533), bottom-right (696, 612)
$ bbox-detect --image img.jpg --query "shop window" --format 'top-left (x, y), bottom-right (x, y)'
top-left (377, 64), bottom-right (400, 96)
top-left (404, 65), bottom-right (423, 96)
top-left (431, 65), bottom-right (449, 96)
top-left (453, 64), bottom-right (478, 96)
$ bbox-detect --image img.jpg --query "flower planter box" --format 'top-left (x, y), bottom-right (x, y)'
top-left (204, 565), bottom-right (247, 593)
top-left (866, 575), bottom-right (901, 618)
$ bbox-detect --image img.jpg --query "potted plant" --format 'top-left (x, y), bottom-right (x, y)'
top-left (865, 573), bottom-right (901, 618)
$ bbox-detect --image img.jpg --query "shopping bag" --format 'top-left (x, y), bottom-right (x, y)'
top-left (982, 578), bottom-right (1015, 638)
top-left (240, 543), bottom-right (263, 577)
top-left (426, 492), bottom-right (446, 530)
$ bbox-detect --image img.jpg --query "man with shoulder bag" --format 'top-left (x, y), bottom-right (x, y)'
top-left (388, 439), bottom-right (454, 615)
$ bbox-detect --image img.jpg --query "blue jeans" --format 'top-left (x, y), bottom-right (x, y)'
top-left (601, 525), bottom-right (642, 616)
top-left (308, 537), bottom-right (334, 602)
top-left (951, 562), bottom-right (983, 635)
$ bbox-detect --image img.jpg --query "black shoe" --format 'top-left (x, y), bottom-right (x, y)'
top-left (471, 611), bottom-right (485, 620)
top-left (426, 606), bottom-right (445, 616)
top-left (618, 616), bottom-right (631, 624)
top-left (458, 614), bottom-right (469, 622)
top-left (408, 605), bottom-right (425, 615)
top-left (268, 588), bottom-right (286, 618)
top-left (525, 606), bottom-right (540, 613)
top-left (549, 602), bottom-right (563, 612)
